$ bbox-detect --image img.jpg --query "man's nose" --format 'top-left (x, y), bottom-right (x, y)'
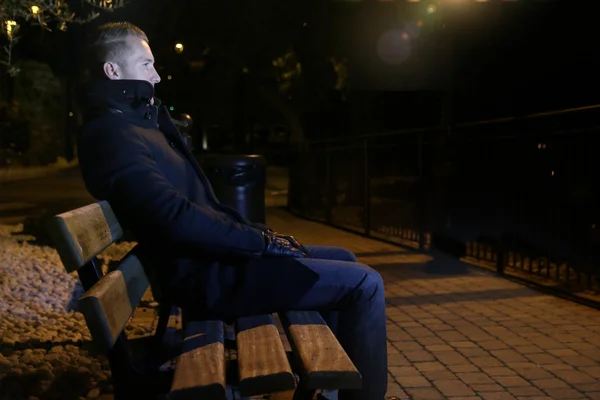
top-left (153, 69), bottom-right (161, 84)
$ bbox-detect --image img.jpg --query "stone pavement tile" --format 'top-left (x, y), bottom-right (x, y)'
top-left (452, 341), bottom-right (480, 349)
top-left (456, 372), bottom-right (496, 385)
top-left (388, 352), bottom-right (411, 366)
top-left (510, 366), bottom-right (555, 380)
top-left (492, 376), bottom-right (530, 387)
top-left (490, 350), bottom-right (528, 363)
top-left (551, 369), bottom-right (596, 384)
top-left (515, 397), bottom-right (553, 400)
top-left (479, 341), bottom-right (511, 351)
top-left (447, 397), bottom-right (482, 400)
top-left (471, 356), bottom-right (505, 368)
top-left (532, 378), bottom-right (572, 389)
top-left (458, 348), bottom-right (493, 358)
top-left (437, 330), bottom-right (470, 342)
top-left (480, 367), bottom-right (517, 377)
top-left (423, 369), bottom-right (457, 381)
top-left (449, 364), bottom-right (481, 373)
top-left (426, 344), bottom-right (455, 352)
top-left (567, 342), bottom-right (598, 351)
top-left (579, 366), bottom-right (600, 379)
top-left (575, 382), bottom-right (600, 391)
top-left (549, 349), bottom-right (582, 357)
top-left (434, 380), bottom-right (476, 397)
top-left (387, 329), bottom-right (412, 342)
top-left (394, 341), bottom-right (424, 351)
top-left (470, 384), bottom-right (504, 392)
top-left (479, 392), bottom-right (516, 400)
top-left (502, 336), bottom-right (535, 347)
top-left (389, 365), bottom-right (420, 377)
top-left (386, 383), bottom-right (410, 399)
top-left (404, 350), bottom-right (436, 362)
top-left (561, 355), bottom-right (597, 367)
top-left (395, 374), bottom-right (431, 388)
top-left (405, 387), bottom-right (445, 399)
top-left (512, 345), bottom-right (544, 354)
top-left (415, 361), bottom-right (446, 372)
top-left (405, 326), bottom-right (436, 338)
top-left (526, 353), bottom-right (562, 365)
top-left (543, 388), bottom-right (588, 399)
top-left (435, 350), bottom-right (471, 366)
top-left (507, 385), bottom-right (545, 397)
top-left (417, 336), bottom-right (446, 346)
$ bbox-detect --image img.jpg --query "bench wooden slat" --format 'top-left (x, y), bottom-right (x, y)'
top-left (47, 201), bottom-right (123, 273)
top-left (280, 311), bottom-right (362, 390)
top-left (235, 314), bottom-right (296, 396)
top-left (168, 321), bottom-right (226, 400)
top-left (78, 253), bottom-right (150, 351)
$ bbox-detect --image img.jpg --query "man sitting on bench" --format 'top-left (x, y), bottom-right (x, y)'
top-left (76, 21), bottom-right (388, 400)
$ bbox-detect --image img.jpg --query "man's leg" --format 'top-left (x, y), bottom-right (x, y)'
top-left (205, 257), bottom-right (388, 400)
top-left (304, 245), bottom-right (357, 262)
top-left (302, 245), bottom-right (357, 337)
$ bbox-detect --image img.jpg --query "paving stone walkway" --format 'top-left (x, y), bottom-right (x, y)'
top-left (266, 208), bottom-right (600, 400)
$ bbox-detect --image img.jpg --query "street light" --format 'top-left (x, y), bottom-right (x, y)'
top-left (31, 5), bottom-right (40, 18)
top-left (174, 43), bottom-right (184, 54)
top-left (4, 20), bottom-right (17, 39)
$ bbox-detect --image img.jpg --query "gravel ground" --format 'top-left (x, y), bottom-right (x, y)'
top-left (0, 223), bottom-right (138, 400)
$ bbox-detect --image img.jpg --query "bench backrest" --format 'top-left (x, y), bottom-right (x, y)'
top-left (46, 201), bottom-right (123, 289)
top-left (47, 201), bottom-right (150, 351)
top-left (79, 252), bottom-right (150, 351)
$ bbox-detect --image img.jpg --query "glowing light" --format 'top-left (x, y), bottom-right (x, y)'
top-left (417, 20), bottom-right (424, 27)
top-left (31, 5), bottom-right (40, 17)
top-left (427, 4), bottom-right (437, 14)
top-left (242, 67), bottom-right (249, 73)
top-left (174, 43), bottom-right (184, 54)
top-left (551, 170), bottom-right (555, 176)
top-left (377, 29), bottom-right (412, 65)
top-left (4, 20), bottom-right (17, 39)
top-left (68, 112), bottom-right (74, 117)
top-left (169, 106), bottom-right (175, 111)
top-left (167, 75), bottom-right (172, 80)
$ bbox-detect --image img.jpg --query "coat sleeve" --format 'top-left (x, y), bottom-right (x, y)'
top-left (79, 123), bottom-right (266, 258)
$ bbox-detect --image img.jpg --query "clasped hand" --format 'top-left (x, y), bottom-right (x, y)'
top-left (262, 229), bottom-right (309, 258)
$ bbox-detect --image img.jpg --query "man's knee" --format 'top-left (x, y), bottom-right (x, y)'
top-left (337, 247), bottom-right (358, 262)
top-left (358, 266), bottom-right (384, 302)
top-left (305, 245), bottom-right (357, 262)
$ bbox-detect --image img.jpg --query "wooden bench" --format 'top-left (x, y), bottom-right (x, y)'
top-left (47, 201), bottom-right (362, 399)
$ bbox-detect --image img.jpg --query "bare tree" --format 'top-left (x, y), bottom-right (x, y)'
top-left (0, 0), bottom-right (127, 75)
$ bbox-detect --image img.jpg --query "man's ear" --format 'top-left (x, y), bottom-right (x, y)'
top-left (103, 61), bottom-right (121, 80)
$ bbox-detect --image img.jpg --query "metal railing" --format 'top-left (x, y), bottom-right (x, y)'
top-left (288, 103), bottom-right (600, 302)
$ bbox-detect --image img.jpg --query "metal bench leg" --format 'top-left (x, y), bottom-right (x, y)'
top-left (292, 380), bottom-right (316, 400)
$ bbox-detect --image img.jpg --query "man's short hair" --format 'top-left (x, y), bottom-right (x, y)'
top-left (81, 21), bottom-right (149, 81)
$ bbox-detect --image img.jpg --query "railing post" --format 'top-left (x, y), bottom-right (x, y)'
top-left (417, 134), bottom-right (426, 251)
top-left (496, 245), bottom-right (505, 275)
top-left (325, 145), bottom-right (332, 224)
top-left (363, 139), bottom-right (371, 237)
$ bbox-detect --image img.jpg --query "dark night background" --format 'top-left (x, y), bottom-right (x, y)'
top-left (3, 0), bottom-right (597, 159)
top-left (2, 0), bottom-right (600, 289)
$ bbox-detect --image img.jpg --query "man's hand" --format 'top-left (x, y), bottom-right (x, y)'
top-left (278, 234), bottom-right (309, 255)
top-left (262, 230), bottom-right (308, 258)
top-left (260, 227), bottom-right (309, 256)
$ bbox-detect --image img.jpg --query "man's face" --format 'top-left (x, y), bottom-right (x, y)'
top-left (104, 36), bottom-right (161, 86)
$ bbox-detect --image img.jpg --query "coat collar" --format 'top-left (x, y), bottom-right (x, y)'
top-left (79, 79), bottom-right (163, 126)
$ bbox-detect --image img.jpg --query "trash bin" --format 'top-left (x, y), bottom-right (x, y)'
top-left (200, 154), bottom-right (267, 223)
